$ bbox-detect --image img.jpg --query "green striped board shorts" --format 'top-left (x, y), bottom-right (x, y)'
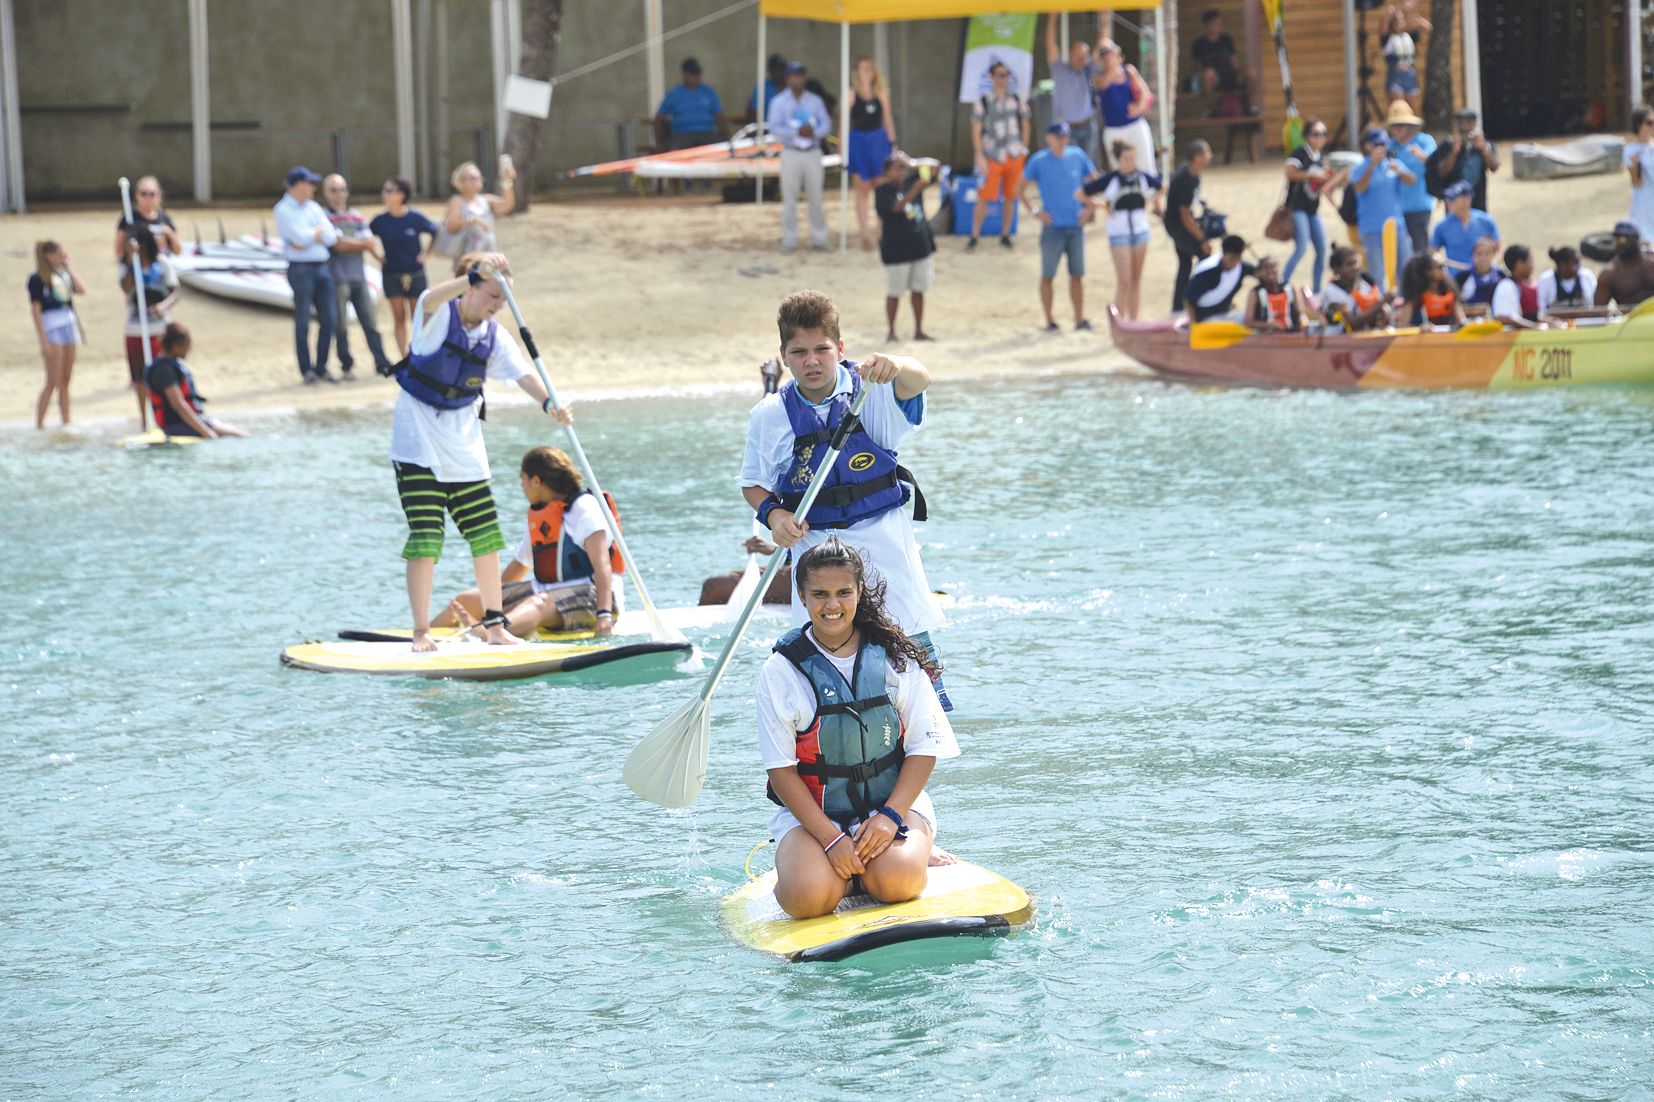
top-left (393, 461), bottom-right (506, 562)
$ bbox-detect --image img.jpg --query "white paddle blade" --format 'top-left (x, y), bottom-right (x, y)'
top-left (624, 695), bottom-right (712, 808)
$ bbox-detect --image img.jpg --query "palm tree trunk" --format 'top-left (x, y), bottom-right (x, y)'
top-left (502, 0), bottom-right (563, 214)
top-left (1421, 0), bottom-right (1458, 131)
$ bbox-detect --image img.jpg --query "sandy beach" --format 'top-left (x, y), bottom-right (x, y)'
top-left (1, 158), bottom-right (1633, 429)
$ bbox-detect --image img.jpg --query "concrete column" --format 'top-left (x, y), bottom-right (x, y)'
top-left (1461, 0), bottom-right (1482, 121)
top-left (1343, 0), bottom-right (1358, 151)
top-left (839, 21), bottom-right (849, 252)
top-left (1154, 4), bottom-right (1171, 178)
top-left (433, 0), bottom-right (450, 177)
top-left (873, 21), bottom-right (889, 85)
top-left (1630, 3), bottom-right (1643, 124)
top-left (645, 0), bottom-right (664, 118)
top-left (188, 0), bottom-right (211, 201)
top-left (0, 0), bottom-right (22, 212)
top-left (391, 0), bottom-right (417, 188)
top-left (492, 0), bottom-right (508, 148)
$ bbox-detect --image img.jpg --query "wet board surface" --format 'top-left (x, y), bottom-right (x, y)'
top-left (280, 638), bottom-right (691, 681)
top-left (115, 429), bottom-right (204, 449)
top-left (722, 860), bottom-right (1033, 963)
top-left (337, 602), bottom-right (787, 645)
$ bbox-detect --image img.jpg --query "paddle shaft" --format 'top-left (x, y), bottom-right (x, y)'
top-left (487, 271), bottom-right (680, 645)
top-left (118, 178), bottom-right (155, 372)
top-left (690, 384), bottom-right (873, 706)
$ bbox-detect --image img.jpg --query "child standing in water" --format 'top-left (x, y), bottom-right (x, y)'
top-left (27, 241), bottom-right (85, 429)
top-left (388, 252), bottom-right (570, 653)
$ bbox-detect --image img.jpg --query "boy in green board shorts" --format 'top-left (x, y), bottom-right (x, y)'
top-left (386, 251), bottom-right (571, 652)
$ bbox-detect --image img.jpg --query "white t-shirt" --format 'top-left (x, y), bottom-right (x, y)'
top-left (1537, 268), bottom-right (1597, 314)
top-left (757, 628), bottom-right (959, 840)
top-left (739, 364), bottom-right (943, 634)
top-left (1489, 277), bottom-right (1524, 321)
top-left (510, 492), bottom-right (625, 602)
top-left (388, 294), bottom-right (530, 482)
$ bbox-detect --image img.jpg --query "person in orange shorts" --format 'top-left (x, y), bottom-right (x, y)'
top-left (968, 61), bottom-right (1030, 250)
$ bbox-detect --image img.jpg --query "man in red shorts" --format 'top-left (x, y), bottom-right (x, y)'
top-left (968, 61), bottom-right (1031, 251)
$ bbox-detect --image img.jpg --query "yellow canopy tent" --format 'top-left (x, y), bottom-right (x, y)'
top-left (756, 0), bottom-right (1171, 249)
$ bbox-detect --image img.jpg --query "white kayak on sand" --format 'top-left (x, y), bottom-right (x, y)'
top-left (174, 235), bottom-right (381, 318)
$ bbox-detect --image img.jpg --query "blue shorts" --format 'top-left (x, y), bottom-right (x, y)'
top-left (1039, 224), bottom-right (1086, 279)
top-left (1387, 66), bottom-right (1419, 96)
top-left (847, 127), bottom-right (893, 182)
top-left (1108, 230), bottom-right (1151, 248)
top-left (383, 271), bottom-right (428, 300)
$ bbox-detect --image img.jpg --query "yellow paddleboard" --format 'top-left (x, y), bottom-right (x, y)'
top-left (280, 638), bottom-right (691, 681)
top-left (115, 428), bottom-right (204, 449)
top-left (722, 860), bottom-right (1032, 962)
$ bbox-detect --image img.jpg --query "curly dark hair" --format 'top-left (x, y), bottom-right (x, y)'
top-left (519, 445), bottom-right (582, 500)
top-left (794, 537), bottom-right (940, 678)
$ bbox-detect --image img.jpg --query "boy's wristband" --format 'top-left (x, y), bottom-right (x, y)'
top-left (755, 495), bottom-right (783, 528)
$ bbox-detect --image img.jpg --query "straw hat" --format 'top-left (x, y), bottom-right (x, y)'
top-left (1384, 100), bottom-right (1424, 128)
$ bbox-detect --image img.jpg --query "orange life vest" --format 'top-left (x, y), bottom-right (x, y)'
top-left (1352, 283), bottom-right (1381, 312)
top-left (527, 489), bottom-right (624, 584)
top-left (1421, 287), bottom-right (1457, 324)
top-left (1259, 286), bottom-right (1293, 328)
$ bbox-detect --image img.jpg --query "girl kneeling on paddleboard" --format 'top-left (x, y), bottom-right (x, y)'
top-left (388, 251), bottom-right (570, 652)
top-left (758, 537), bottom-right (958, 919)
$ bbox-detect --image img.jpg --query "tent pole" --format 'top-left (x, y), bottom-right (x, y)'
top-left (840, 20), bottom-right (850, 252)
top-left (1154, 3), bottom-right (1171, 179)
top-left (1460, 0), bottom-right (1482, 124)
top-left (756, 13), bottom-right (765, 209)
top-left (1632, 1), bottom-right (1645, 126)
top-left (1343, 0), bottom-right (1358, 152)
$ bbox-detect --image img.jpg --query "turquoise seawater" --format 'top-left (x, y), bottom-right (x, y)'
top-left (4, 376), bottom-right (1652, 1099)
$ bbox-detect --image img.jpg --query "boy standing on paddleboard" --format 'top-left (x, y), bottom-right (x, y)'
top-left (387, 252), bottom-right (570, 652)
top-left (740, 289), bottom-right (950, 710)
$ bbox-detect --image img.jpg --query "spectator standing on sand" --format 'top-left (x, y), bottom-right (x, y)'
top-left (847, 56), bottom-right (898, 252)
top-left (1384, 101), bottom-right (1436, 257)
top-left (370, 175), bottom-right (441, 359)
top-left (435, 160), bottom-right (516, 259)
top-left (968, 61), bottom-right (1030, 251)
top-left (767, 61), bottom-right (834, 253)
top-left (1165, 139), bottom-right (1213, 312)
top-left (1381, 3), bottom-right (1431, 117)
top-left (1091, 38), bottom-right (1155, 171)
top-left (874, 151), bottom-right (935, 342)
top-left (1427, 106), bottom-right (1499, 213)
top-left (1622, 104), bottom-right (1654, 243)
top-left (28, 240), bottom-right (85, 430)
top-left (1021, 121), bottom-right (1098, 333)
top-left (323, 174), bottom-right (393, 379)
top-left (1350, 127), bottom-right (1414, 295)
top-left (1080, 139), bottom-right (1162, 320)
top-left (274, 166), bottom-right (339, 385)
top-left (114, 175), bottom-right (181, 262)
top-left (1044, 15), bottom-right (1099, 166)
top-left (1281, 118), bottom-right (1346, 293)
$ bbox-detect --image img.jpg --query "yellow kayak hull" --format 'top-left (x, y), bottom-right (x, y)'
top-left (722, 859), bottom-right (1032, 962)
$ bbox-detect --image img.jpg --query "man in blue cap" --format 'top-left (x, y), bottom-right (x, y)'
top-left (1428, 179), bottom-right (1499, 276)
top-left (273, 166), bottom-right (340, 384)
top-left (766, 61), bottom-right (833, 252)
top-left (1019, 121), bottom-right (1098, 332)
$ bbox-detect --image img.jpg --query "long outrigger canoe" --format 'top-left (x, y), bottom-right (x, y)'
top-left (1108, 302), bottom-right (1654, 390)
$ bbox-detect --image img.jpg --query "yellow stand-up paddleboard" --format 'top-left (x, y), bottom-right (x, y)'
top-left (722, 860), bottom-right (1032, 962)
top-left (115, 428), bottom-right (204, 449)
top-left (280, 638), bottom-right (692, 681)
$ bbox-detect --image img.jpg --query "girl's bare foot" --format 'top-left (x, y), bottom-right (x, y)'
top-left (928, 847), bottom-right (958, 867)
top-left (914, 330), bottom-right (934, 341)
top-left (411, 629), bottom-right (437, 653)
top-left (484, 625), bottom-right (521, 646)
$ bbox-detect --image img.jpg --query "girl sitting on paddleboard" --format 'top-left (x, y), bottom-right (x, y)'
top-left (387, 251), bottom-right (570, 652)
top-left (758, 538), bottom-right (958, 919)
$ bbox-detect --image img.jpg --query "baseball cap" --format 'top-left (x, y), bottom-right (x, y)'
top-left (785, 61), bottom-right (806, 75)
top-left (1454, 106), bottom-right (1479, 119)
top-left (1046, 121), bottom-right (1071, 137)
top-left (285, 166), bottom-right (321, 186)
top-left (1613, 220), bottom-right (1641, 238)
top-left (1442, 180), bottom-right (1473, 201)
top-left (1362, 126), bottom-right (1387, 147)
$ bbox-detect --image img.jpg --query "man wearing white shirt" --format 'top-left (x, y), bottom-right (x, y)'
top-left (273, 165), bottom-right (340, 384)
top-left (765, 62), bottom-right (833, 252)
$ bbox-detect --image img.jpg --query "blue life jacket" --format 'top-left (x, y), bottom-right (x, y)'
top-left (777, 367), bottom-right (924, 529)
top-left (397, 301), bottom-right (493, 411)
top-left (766, 626), bottom-right (906, 827)
top-left (1462, 266), bottom-right (1505, 306)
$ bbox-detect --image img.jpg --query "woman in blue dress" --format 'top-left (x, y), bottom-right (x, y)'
top-left (846, 56), bottom-right (897, 251)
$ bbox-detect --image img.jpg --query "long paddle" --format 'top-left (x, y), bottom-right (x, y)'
top-left (1189, 319), bottom-right (1255, 350)
top-left (483, 265), bottom-right (684, 646)
top-left (1261, 0), bottom-right (1303, 153)
top-left (623, 384), bottom-right (871, 809)
top-left (117, 178), bottom-right (156, 406)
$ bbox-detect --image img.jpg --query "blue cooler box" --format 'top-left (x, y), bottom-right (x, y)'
top-left (948, 172), bottom-right (1021, 237)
